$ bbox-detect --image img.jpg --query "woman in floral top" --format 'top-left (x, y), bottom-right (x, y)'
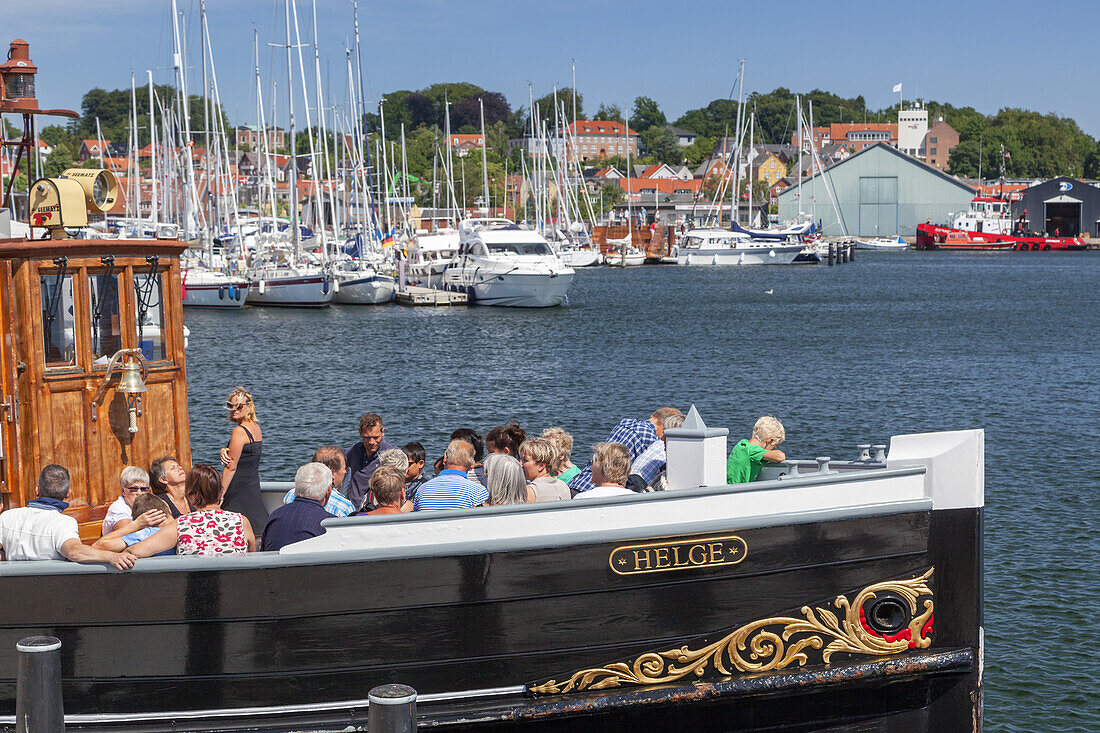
top-left (130, 465), bottom-right (256, 557)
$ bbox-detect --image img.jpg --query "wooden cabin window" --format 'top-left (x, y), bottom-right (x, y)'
top-left (88, 272), bottom-right (123, 365)
top-left (133, 270), bottom-right (167, 362)
top-left (40, 272), bottom-right (76, 367)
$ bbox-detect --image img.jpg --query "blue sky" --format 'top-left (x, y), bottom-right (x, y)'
top-left (8, 0), bottom-right (1099, 137)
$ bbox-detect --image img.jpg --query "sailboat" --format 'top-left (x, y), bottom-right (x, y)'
top-left (245, 1), bottom-right (333, 308)
top-left (605, 112), bottom-right (645, 267)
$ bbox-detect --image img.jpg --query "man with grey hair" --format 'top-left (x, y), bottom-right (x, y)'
top-left (261, 462), bottom-right (335, 552)
top-left (0, 465), bottom-right (137, 570)
top-left (102, 465), bottom-right (153, 535)
top-left (413, 440), bottom-right (489, 511)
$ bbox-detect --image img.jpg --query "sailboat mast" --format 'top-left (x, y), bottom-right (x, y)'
top-left (480, 98), bottom-right (489, 215)
top-left (147, 70), bottom-right (158, 224)
top-left (283, 0), bottom-right (300, 257)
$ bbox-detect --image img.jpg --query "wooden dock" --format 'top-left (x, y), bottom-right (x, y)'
top-left (394, 285), bottom-right (469, 306)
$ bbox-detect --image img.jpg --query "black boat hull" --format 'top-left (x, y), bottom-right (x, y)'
top-left (0, 504), bottom-right (980, 731)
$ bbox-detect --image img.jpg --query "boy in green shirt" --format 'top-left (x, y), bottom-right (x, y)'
top-left (726, 416), bottom-right (786, 484)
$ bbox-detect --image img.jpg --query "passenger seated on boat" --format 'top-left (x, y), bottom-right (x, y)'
top-left (569, 408), bottom-right (684, 493)
top-left (519, 438), bottom-right (570, 502)
top-left (92, 494), bottom-right (175, 556)
top-left (441, 428), bottom-right (487, 485)
top-left (363, 467), bottom-right (407, 516)
top-left (344, 412), bottom-right (397, 511)
top-left (0, 466), bottom-right (137, 570)
top-left (401, 442), bottom-right (428, 506)
top-left (414, 440), bottom-right (489, 512)
top-left (263, 463), bottom-right (336, 552)
top-left (357, 449), bottom-right (410, 513)
top-left (129, 465), bottom-right (257, 557)
top-left (282, 446), bottom-right (353, 517)
top-left (485, 454), bottom-right (530, 506)
top-left (150, 456), bottom-right (194, 518)
top-left (485, 422), bottom-right (527, 458)
top-left (627, 413), bottom-right (686, 492)
top-left (540, 427), bottom-right (579, 485)
top-left (102, 466), bottom-right (153, 535)
top-left (726, 416), bottom-right (787, 485)
top-left (574, 443), bottom-right (634, 499)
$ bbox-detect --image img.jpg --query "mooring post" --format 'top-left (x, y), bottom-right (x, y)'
top-left (16, 636), bottom-right (64, 733)
top-left (827, 242), bottom-right (835, 266)
top-left (849, 243), bottom-right (856, 262)
top-left (368, 684), bottom-right (417, 733)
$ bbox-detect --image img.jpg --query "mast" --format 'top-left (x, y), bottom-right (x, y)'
top-left (731, 59), bottom-right (745, 228)
top-left (623, 111), bottom-right (631, 267)
top-left (147, 70), bottom-right (158, 224)
top-left (130, 73), bottom-right (141, 224)
top-left (796, 95), bottom-right (803, 218)
top-left (480, 98), bottom-right (489, 215)
top-left (747, 111), bottom-right (753, 227)
top-left (200, 0), bottom-right (213, 248)
top-left (809, 100), bottom-right (817, 227)
top-left (283, 0), bottom-right (300, 258)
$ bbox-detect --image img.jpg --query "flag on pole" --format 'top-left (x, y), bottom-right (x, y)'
top-left (892, 83), bottom-right (902, 93)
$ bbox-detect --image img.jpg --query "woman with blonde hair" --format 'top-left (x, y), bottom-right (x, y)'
top-left (541, 427), bottom-right (579, 484)
top-left (219, 386), bottom-right (268, 535)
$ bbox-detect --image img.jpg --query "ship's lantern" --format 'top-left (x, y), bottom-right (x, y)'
top-left (0, 39), bottom-right (38, 110)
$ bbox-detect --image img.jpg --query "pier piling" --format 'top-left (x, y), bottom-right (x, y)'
top-left (16, 636), bottom-right (63, 733)
top-left (827, 243), bottom-right (835, 266)
top-left (368, 684), bottom-right (417, 732)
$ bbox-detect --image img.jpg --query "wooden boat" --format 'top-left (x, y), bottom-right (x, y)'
top-left (0, 229), bottom-right (984, 732)
top-left (0, 49), bottom-right (983, 731)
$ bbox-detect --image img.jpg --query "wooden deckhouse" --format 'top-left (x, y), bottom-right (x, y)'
top-left (0, 237), bottom-right (190, 538)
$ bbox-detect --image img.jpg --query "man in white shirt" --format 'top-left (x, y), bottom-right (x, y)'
top-left (0, 465), bottom-right (136, 571)
top-left (102, 466), bottom-right (153, 534)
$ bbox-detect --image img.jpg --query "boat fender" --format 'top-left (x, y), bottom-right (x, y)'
top-left (235, 286), bottom-right (243, 301)
top-left (259, 280), bottom-right (266, 294)
top-left (332, 278), bottom-right (340, 293)
top-left (228, 285), bottom-right (236, 300)
top-left (322, 277), bottom-right (330, 295)
top-left (1043, 243), bottom-right (1051, 251)
top-left (769, 249), bottom-right (776, 258)
top-left (218, 287), bottom-right (225, 300)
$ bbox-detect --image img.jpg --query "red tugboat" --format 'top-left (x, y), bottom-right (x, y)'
top-left (916, 196), bottom-right (1087, 251)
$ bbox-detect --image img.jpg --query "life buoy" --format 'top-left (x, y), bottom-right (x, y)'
top-left (1043, 243), bottom-right (1051, 251)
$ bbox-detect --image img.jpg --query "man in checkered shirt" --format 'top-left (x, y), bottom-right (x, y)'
top-left (568, 408), bottom-right (683, 494)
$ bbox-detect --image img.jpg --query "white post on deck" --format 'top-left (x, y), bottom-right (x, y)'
top-left (664, 405), bottom-right (729, 490)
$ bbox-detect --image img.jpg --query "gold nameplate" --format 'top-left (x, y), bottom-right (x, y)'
top-left (609, 534), bottom-right (747, 575)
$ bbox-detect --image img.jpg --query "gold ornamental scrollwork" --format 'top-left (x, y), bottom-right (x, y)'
top-left (528, 568), bottom-right (934, 695)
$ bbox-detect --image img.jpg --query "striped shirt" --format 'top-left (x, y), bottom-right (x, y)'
top-left (283, 487), bottom-right (355, 517)
top-left (569, 418), bottom-right (658, 493)
top-left (413, 469), bottom-right (489, 512)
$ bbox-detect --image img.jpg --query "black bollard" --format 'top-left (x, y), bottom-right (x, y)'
top-left (827, 242), bottom-right (834, 266)
top-left (368, 684), bottom-right (417, 733)
top-left (16, 636), bottom-right (63, 733)
top-left (849, 243), bottom-right (856, 262)
top-left (843, 245), bottom-right (849, 263)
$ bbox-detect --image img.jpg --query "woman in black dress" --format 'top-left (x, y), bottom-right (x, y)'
top-left (219, 387), bottom-right (268, 536)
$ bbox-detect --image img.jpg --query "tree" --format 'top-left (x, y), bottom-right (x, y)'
top-left (682, 135), bottom-right (715, 167)
top-left (594, 103), bottom-right (624, 123)
top-left (599, 183), bottom-right (625, 215)
top-left (451, 92), bottom-right (512, 130)
top-left (642, 126), bottom-right (682, 165)
top-left (43, 145), bottom-right (75, 178)
top-left (630, 96), bottom-right (666, 134)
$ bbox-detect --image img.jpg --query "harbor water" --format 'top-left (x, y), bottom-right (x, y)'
top-left (184, 251), bottom-right (1099, 732)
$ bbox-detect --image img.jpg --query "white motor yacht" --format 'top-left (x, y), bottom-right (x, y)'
top-left (245, 247), bottom-right (334, 307)
top-left (677, 228), bottom-right (809, 266)
top-left (408, 228), bottom-right (460, 285)
top-left (440, 218), bottom-right (574, 307)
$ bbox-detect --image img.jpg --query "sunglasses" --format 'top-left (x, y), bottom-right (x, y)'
top-left (124, 485), bottom-right (151, 493)
top-left (225, 401), bottom-right (249, 410)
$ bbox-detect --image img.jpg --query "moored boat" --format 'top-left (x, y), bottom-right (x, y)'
top-left (916, 196), bottom-right (1087, 251)
top-left (677, 228), bottom-right (810, 266)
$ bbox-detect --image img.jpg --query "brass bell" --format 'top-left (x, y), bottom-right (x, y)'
top-left (117, 360), bottom-right (147, 394)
